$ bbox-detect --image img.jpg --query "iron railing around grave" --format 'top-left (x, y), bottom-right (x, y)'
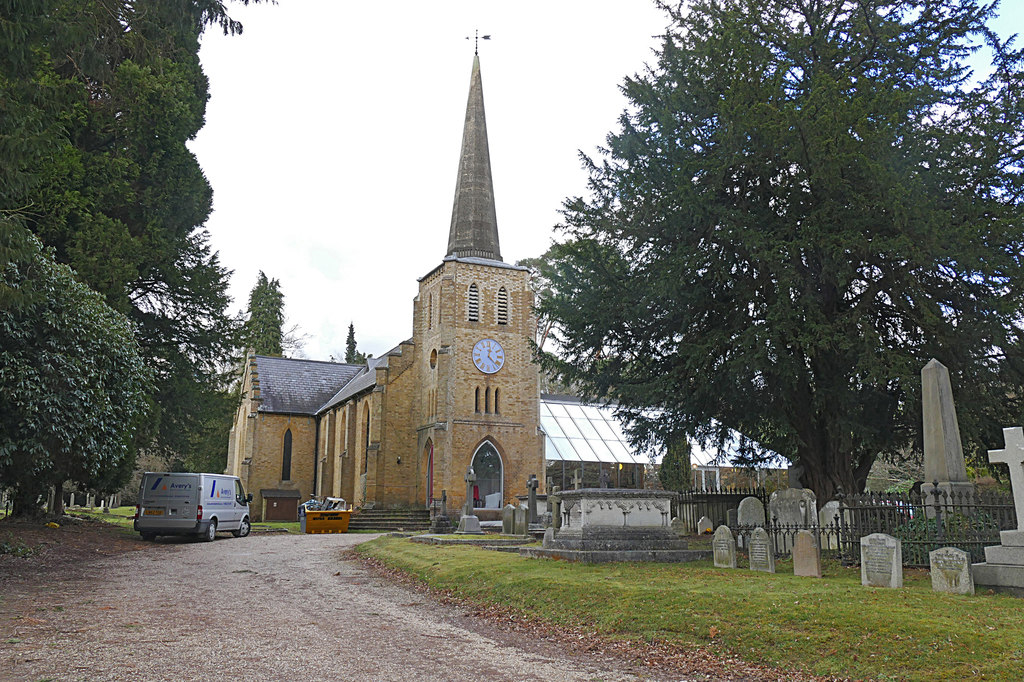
top-left (836, 487), bottom-right (1015, 568)
top-left (677, 486), bottom-right (769, 534)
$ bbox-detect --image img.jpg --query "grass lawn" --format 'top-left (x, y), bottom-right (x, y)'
top-left (358, 535), bottom-right (1024, 681)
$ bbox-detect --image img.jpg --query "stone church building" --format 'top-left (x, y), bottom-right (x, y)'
top-left (225, 54), bottom-right (547, 521)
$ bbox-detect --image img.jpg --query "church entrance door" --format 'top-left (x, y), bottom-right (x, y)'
top-left (471, 441), bottom-right (503, 509)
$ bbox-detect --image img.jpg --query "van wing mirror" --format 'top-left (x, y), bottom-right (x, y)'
top-left (246, 493), bottom-right (253, 503)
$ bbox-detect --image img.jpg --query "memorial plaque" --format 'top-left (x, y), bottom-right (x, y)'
top-left (860, 533), bottom-right (902, 588)
top-left (748, 527), bottom-right (775, 573)
top-left (713, 525), bottom-right (737, 569)
top-left (930, 547), bottom-right (974, 595)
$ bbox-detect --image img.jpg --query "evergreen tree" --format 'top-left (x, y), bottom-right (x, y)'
top-left (244, 271), bottom-right (285, 356)
top-left (0, 0), bottom-right (259, 459)
top-left (345, 323), bottom-right (367, 364)
top-left (539, 0), bottom-right (1024, 501)
top-left (0, 236), bottom-right (151, 517)
top-left (658, 438), bottom-right (691, 492)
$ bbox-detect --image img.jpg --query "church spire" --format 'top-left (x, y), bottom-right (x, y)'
top-left (446, 54), bottom-right (501, 262)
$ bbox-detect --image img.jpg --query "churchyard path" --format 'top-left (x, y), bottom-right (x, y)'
top-left (1, 530), bottom-right (659, 681)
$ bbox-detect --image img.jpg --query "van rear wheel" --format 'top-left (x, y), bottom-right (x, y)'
top-left (203, 520), bottom-right (217, 542)
top-left (232, 516), bottom-right (251, 538)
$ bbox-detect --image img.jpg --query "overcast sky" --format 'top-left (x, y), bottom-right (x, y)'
top-left (190, 1), bottom-right (1021, 362)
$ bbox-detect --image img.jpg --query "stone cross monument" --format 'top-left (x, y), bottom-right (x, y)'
top-left (970, 427), bottom-right (1024, 594)
top-left (572, 469), bottom-right (582, 490)
top-left (921, 359), bottom-right (974, 510)
top-left (526, 474), bottom-right (539, 524)
top-left (457, 466), bottom-right (481, 534)
top-left (599, 468), bottom-right (610, 489)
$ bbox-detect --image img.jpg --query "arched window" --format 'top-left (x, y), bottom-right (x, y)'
top-left (484, 387), bottom-right (490, 414)
top-left (474, 387), bottom-right (480, 413)
top-left (471, 441), bottom-right (503, 508)
top-left (337, 413), bottom-right (347, 457)
top-left (497, 287), bottom-right (508, 325)
top-left (494, 388), bottom-right (500, 415)
top-left (468, 283), bottom-right (479, 322)
top-left (282, 429), bottom-right (292, 481)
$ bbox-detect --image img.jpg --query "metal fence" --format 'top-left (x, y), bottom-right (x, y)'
top-left (677, 487), bottom-right (770, 534)
top-left (835, 487), bottom-right (1015, 567)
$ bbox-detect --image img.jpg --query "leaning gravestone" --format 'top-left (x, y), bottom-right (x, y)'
top-left (860, 533), bottom-right (902, 588)
top-left (713, 525), bottom-right (737, 569)
top-left (930, 547), bottom-right (974, 595)
top-left (502, 504), bottom-right (516, 535)
top-left (736, 496), bottom-right (766, 549)
top-left (748, 527), bottom-right (775, 573)
top-left (513, 507), bottom-right (529, 536)
top-left (697, 515), bottom-right (714, 534)
top-left (793, 530), bottom-right (822, 578)
top-left (818, 500), bottom-right (840, 550)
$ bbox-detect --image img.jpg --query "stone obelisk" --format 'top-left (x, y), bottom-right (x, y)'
top-left (920, 359), bottom-right (974, 512)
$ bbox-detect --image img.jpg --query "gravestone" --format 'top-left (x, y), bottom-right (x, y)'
top-left (736, 496), bottom-right (765, 549)
top-left (513, 507), bottom-right (529, 536)
top-left (860, 533), bottom-right (902, 588)
top-left (670, 517), bottom-right (687, 536)
top-left (457, 466), bottom-right (482, 534)
top-left (930, 547), bottom-right (974, 595)
top-left (502, 504), bottom-right (516, 535)
top-left (527, 474), bottom-right (540, 524)
top-left (818, 500), bottom-right (840, 550)
top-left (748, 527), bottom-right (775, 573)
top-left (550, 491), bottom-right (562, 530)
top-left (726, 508), bottom-right (738, 528)
top-left (769, 488), bottom-right (817, 553)
top-left (920, 359), bottom-right (975, 512)
top-left (793, 530), bottom-right (822, 578)
top-left (429, 490), bottom-right (453, 534)
top-left (713, 525), bottom-right (737, 569)
top-left (697, 515), bottom-right (713, 534)
top-left (971, 427), bottom-right (1024, 594)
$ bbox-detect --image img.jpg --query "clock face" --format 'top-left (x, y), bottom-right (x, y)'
top-left (472, 338), bottom-right (505, 374)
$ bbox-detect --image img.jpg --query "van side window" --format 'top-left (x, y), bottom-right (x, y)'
top-left (235, 480), bottom-right (244, 503)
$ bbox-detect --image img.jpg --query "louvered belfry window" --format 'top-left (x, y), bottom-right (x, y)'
top-left (468, 283), bottom-right (480, 322)
top-left (497, 287), bottom-right (508, 325)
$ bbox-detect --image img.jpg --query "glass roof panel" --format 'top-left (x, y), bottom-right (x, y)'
top-left (540, 414), bottom-right (564, 438)
top-left (549, 436), bottom-right (580, 461)
top-left (570, 437), bottom-right (607, 462)
top-left (589, 439), bottom-right (617, 462)
top-left (555, 416), bottom-right (583, 439)
top-left (592, 417), bottom-right (619, 441)
top-left (546, 402), bottom-right (570, 418)
top-left (607, 440), bottom-right (637, 463)
top-left (573, 414), bottom-right (602, 440)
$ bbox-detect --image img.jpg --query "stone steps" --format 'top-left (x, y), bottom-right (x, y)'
top-left (348, 509), bottom-right (431, 532)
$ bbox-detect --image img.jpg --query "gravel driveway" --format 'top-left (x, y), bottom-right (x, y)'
top-left (1, 531), bottom-right (647, 682)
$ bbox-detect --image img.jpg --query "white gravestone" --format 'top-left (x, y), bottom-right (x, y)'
top-left (697, 515), bottom-right (714, 534)
top-left (818, 500), bottom-right (840, 550)
top-left (972, 427), bottom-right (1024, 594)
top-left (860, 533), bottom-right (902, 588)
top-left (930, 547), bottom-right (974, 595)
top-left (748, 527), bottom-right (775, 573)
top-left (713, 525), bottom-right (737, 569)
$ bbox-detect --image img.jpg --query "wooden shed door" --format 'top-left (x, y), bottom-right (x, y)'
top-left (266, 497), bottom-right (298, 521)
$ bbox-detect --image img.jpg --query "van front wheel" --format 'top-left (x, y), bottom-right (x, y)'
top-left (232, 516), bottom-right (251, 538)
top-left (203, 520), bottom-right (217, 542)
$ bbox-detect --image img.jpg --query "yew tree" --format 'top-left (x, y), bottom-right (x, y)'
top-left (540, 0), bottom-right (1024, 501)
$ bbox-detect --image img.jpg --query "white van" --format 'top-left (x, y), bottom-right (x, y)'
top-left (134, 472), bottom-right (252, 541)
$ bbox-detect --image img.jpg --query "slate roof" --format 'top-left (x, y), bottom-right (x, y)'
top-left (254, 355), bottom-right (363, 415)
top-left (316, 340), bottom-right (414, 414)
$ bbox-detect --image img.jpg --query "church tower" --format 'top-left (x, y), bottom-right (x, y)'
top-left (413, 54), bottom-right (544, 515)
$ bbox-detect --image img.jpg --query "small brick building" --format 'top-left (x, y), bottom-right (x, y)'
top-left (225, 54), bottom-right (545, 520)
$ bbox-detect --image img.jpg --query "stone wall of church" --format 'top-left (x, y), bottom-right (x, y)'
top-left (370, 341), bottom-right (424, 507)
top-left (245, 413), bottom-right (315, 521)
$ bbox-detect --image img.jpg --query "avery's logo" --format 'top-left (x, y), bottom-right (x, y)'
top-left (149, 477), bottom-right (191, 491)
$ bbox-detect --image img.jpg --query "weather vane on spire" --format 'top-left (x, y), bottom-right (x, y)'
top-left (465, 29), bottom-right (491, 55)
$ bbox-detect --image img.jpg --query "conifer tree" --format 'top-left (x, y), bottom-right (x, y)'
top-left (244, 272), bottom-right (285, 356)
top-left (539, 0), bottom-right (1024, 501)
top-left (345, 323), bottom-right (367, 364)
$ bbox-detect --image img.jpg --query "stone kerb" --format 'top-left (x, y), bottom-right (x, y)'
top-left (713, 525), bottom-right (737, 569)
top-left (748, 527), bottom-right (775, 573)
top-left (860, 533), bottom-right (902, 588)
top-left (930, 547), bottom-right (974, 595)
